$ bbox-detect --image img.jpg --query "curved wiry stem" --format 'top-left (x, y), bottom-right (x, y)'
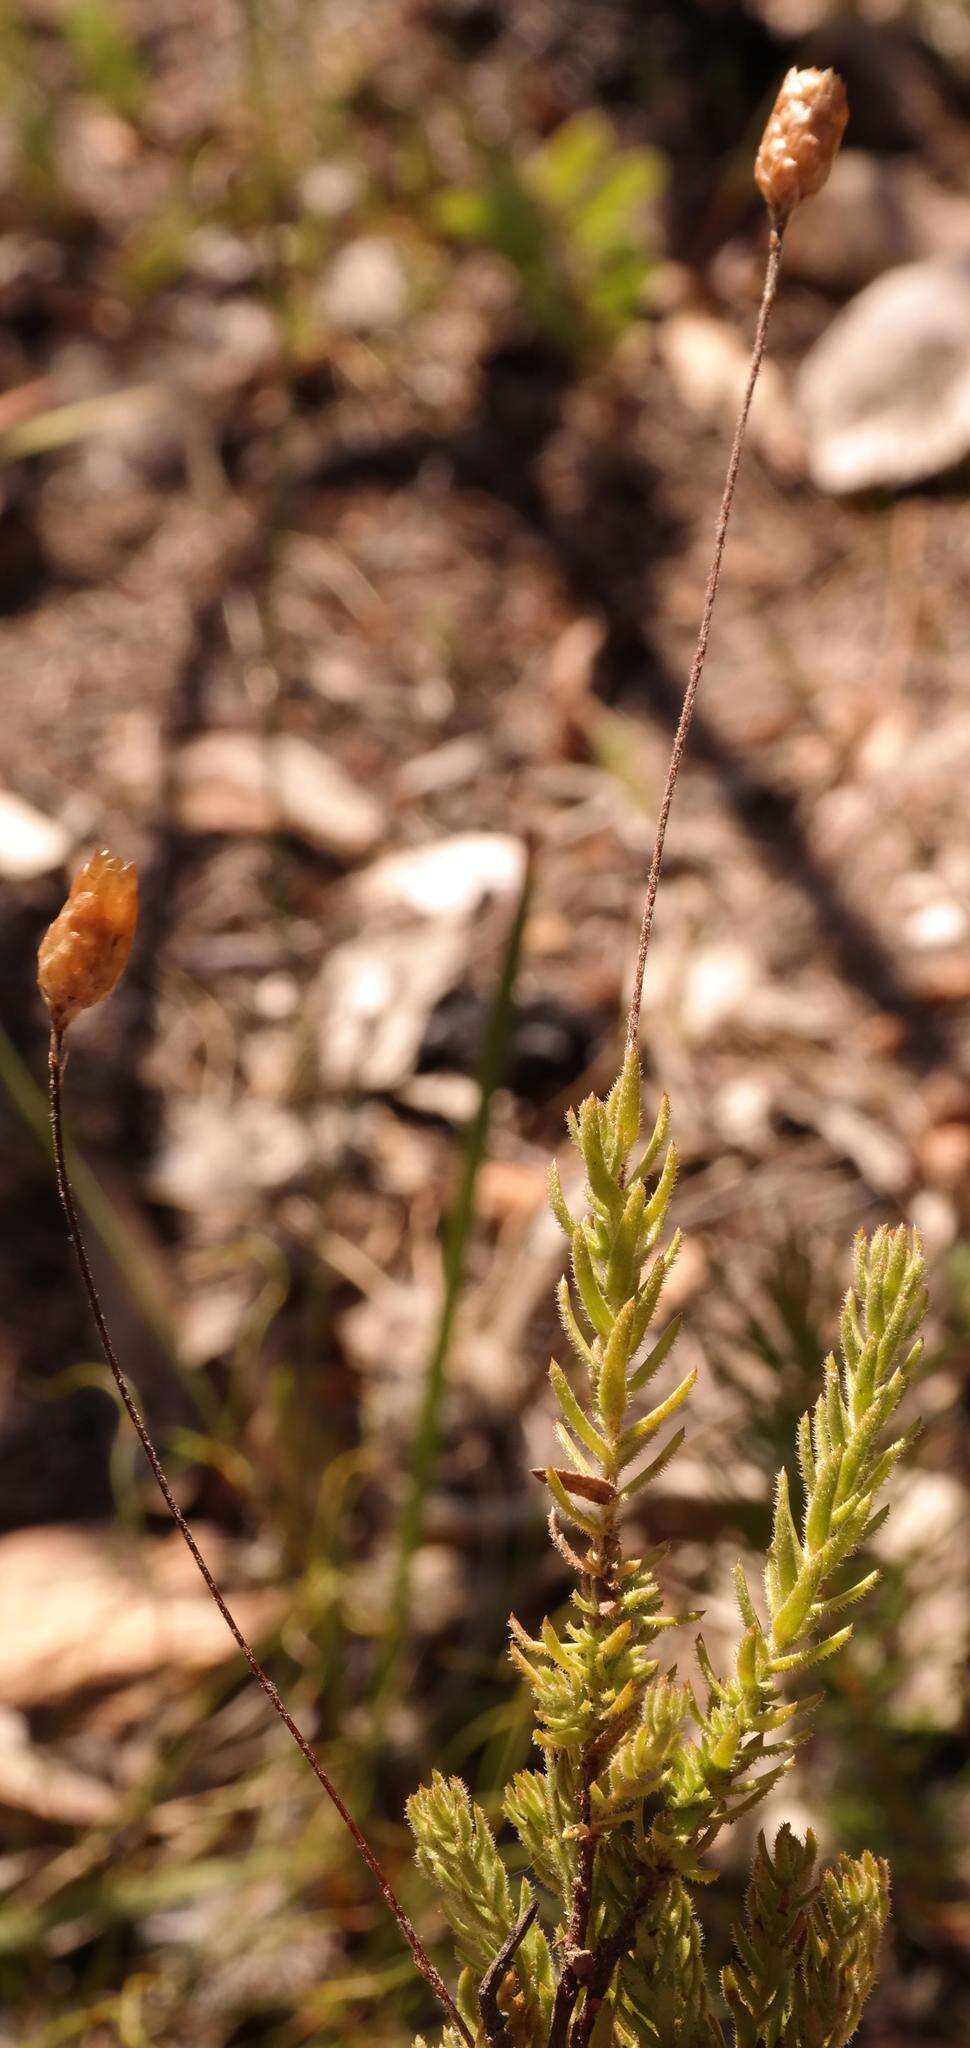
top-left (48, 1027), bottom-right (472, 2048)
top-left (626, 224), bottom-right (786, 1053)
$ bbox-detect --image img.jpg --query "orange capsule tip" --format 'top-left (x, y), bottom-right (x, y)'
top-left (755, 67), bottom-right (849, 225)
top-left (38, 848), bottom-right (139, 1035)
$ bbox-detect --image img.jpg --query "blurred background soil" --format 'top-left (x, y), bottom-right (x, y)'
top-left (0, 2), bottom-right (967, 2043)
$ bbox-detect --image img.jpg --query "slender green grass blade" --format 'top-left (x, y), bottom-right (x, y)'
top-left (372, 851), bottom-right (533, 1721)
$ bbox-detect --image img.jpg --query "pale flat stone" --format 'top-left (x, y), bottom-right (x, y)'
top-left (0, 790), bottom-right (69, 878)
top-left (355, 832), bottom-right (526, 919)
top-left (149, 1095), bottom-right (312, 1212)
top-left (784, 152), bottom-right (970, 292)
top-left (316, 236), bottom-right (408, 332)
top-left (174, 730), bottom-right (384, 860)
top-left (316, 924), bottom-right (470, 1091)
top-left (798, 257), bottom-right (970, 491)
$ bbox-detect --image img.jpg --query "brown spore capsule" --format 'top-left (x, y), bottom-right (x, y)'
top-left (38, 849), bottom-right (138, 1034)
top-left (755, 67), bottom-right (849, 225)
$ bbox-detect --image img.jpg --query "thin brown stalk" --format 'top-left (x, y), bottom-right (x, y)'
top-left (479, 1895), bottom-right (541, 2046)
top-left (47, 1027), bottom-right (472, 2048)
top-left (568, 1870), bottom-right (668, 2048)
top-left (626, 224), bottom-right (786, 1053)
top-left (546, 1762), bottom-right (596, 2048)
top-left (547, 1515), bottom-right (622, 2047)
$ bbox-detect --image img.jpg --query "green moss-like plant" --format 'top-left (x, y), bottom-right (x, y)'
top-left (408, 1052), bottom-right (921, 2045)
top-left (403, 63), bottom-right (919, 2048)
